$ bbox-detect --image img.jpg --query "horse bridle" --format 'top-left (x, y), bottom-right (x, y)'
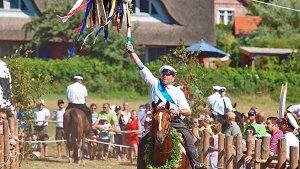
top-left (154, 110), bottom-right (174, 154)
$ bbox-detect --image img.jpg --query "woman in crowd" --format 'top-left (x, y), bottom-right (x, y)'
top-left (124, 110), bottom-right (141, 163)
top-left (89, 103), bottom-right (99, 160)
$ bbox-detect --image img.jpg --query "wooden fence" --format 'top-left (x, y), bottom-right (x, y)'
top-left (0, 118), bottom-right (20, 169)
top-left (199, 129), bottom-right (299, 169)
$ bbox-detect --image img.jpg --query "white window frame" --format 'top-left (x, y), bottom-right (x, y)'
top-left (217, 8), bottom-right (234, 25)
top-left (131, 0), bottom-right (171, 23)
top-left (0, 0), bottom-right (38, 18)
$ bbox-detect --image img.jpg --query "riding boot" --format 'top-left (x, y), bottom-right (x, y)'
top-left (187, 150), bottom-right (207, 169)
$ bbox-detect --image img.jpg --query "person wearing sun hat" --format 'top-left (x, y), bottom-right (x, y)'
top-left (126, 43), bottom-right (206, 169)
top-left (207, 85), bottom-right (221, 113)
top-left (279, 113), bottom-right (299, 159)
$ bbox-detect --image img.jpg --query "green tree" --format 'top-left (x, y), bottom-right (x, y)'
top-left (244, 0), bottom-right (300, 48)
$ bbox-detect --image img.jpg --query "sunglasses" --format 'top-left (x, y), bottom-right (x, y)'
top-left (247, 130), bottom-right (254, 133)
top-left (91, 108), bottom-right (97, 110)
top-left (10, 144), bottom-right (15, 147)
top-left (161, 69), bottom-right (175, 76)
top-left (193, 121), bottom-right (198, 123)
top-left (248, 113), bottom-right (255, 116)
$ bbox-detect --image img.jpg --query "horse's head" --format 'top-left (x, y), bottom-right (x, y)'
top-left (151, 101), bottom-right (173, 144)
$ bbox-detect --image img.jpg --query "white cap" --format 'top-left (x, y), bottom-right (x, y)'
top-left (74, 76), bottom-right (83, 80)
top-left (198, 114), bottom-right (212, 122)
top-left (213, 86), bottom-right (221, 90)
top-left (9, 139), bottom-right (16, 145)
top-left (285, 113), bottom-right (298, 130)
top-left (159, 65), bottom-right (177, 74)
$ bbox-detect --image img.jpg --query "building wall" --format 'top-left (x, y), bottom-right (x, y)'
top-left (215, 0), bottom-right (248, 24)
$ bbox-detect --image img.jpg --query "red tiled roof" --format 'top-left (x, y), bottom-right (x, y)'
top-left (234, 16), bottom-right (262, 35)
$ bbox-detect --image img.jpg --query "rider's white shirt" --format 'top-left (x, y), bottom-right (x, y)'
top-left (139, 66), bottom-right (190, 112)
top-left (212, 96), bottom-right (232, 115)
top-left (207, 92), bottom-right (220, 111)
top-left (283, 132), bottom-right (299, 159)
top-left (66, 82), bottom-right (87, 104)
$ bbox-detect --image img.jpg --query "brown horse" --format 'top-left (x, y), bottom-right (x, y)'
top-left (150, 101), bottom-right (190, 169)
top-left (63, 108), bottom-right (89, 164)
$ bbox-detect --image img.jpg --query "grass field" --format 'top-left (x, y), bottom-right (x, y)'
top-left (20, 93), bottom-right (294, 169)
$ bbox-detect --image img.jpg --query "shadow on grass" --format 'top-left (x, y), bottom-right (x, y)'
top-left (25, 157), bottom-right (70, 163)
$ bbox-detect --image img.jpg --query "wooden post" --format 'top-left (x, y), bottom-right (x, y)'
top-left (235, 134), bottom-right (243, 169)
top-left (225, 135), bottom-right (233, 169)
top-left (246, 140), bottom-right (253, 169)
top-left (4, 120), bottom-right (9, 169)
top-left (218, 134), bottom-right (225, 169)
top-left (202, 129), bottom-right (210, 166)
top-left (199, 130), bottom-right (203, 163)
top-left (8, 118), bottom-right (15, 139)
top-left (290, 146), bottom-right (298, 169)
top-left (277, 138), bottom-right (286, 169)
top-left (0, 135), bottom-right (4, 165)
top-left (14, 118), bottom-right (19, 169)
top-left (254, 139), bottom-right (261, 169)
top-left (8, 118), bottom-right (16, 169)
top-left (261, 136), bottom-right (270, 168)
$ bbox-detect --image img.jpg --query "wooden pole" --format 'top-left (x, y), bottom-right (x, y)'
top-left (225, 135), bottom-right (233, 169)
top-left (14, 118), bottom-right (19, 169)
top-left (261, 136), bottom-right (270, 168)
top-left (0, 135), bottom-right (4, 165)
top-left (246, 140), bottom-right (253, 169)
top-left (254, 139), bottom-right (261, 169)
top-left (202, 129), bottom-right (210, 166)
top-left (8, 118), bottom-right (15, 169)
top-left (235, 134), bottom-right (243, 169)
top-left (290, 146), bottom-right (298, 169)
top-left (218, 134), bottom-right (225, 169)
top-left (4, 120), bottom-right (9, 169)
top-left (199, 130), bottom-right (203, 163)
top-left (277, 138), bottom-right (286, 169)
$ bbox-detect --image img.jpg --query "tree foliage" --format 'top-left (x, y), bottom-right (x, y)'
top-left (244, 0), bottom-right (300, 47)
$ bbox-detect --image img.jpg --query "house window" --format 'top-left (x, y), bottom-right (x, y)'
top-left (134, 0), bottom-right (159, 15)
top-left (0, 1), bottom-right (3, 8)
top-left (217, 8), bottom-right (234, 25)
top-left (10, 0), bottom-right (20, 9)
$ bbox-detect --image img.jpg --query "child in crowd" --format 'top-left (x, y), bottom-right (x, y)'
top-left (31, 134), bottom-right (41, 158)
top-left (209, 122), bottom-right (221, 169)
top-left (96, 116), bottom-right (112, 161)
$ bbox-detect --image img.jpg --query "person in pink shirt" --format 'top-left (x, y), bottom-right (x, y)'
top-left (265, 117), bottom-right (283, 156)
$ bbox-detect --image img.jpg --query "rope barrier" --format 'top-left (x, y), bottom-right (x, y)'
top-left (18, 139), bottom-right (133, 148)
top-left (0, 151), bottom-right (24, 169)
top-left (252, 0), bottom-right (300, 12)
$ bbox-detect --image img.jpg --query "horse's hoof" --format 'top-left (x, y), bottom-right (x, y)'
top-left (68, 157), bottom-right (72, 163)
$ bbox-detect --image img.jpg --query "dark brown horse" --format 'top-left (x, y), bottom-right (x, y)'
top-left (63, 108), bottom-right (89, 164)
top-left (150, 101), bottom-right (190, 169)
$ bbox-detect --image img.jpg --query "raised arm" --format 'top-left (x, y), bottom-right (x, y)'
top-left (126, 43), bottom-right (157, 86)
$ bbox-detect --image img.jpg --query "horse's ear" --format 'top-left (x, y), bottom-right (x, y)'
top-left (233, 103), bottom-right (237, 108)
top-left (165, 101), bottom-right (170, 110)
top-left (152, 101), bottom-right (157, 110)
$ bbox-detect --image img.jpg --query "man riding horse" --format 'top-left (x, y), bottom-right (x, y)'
top-left (66, 76), bottom-right (92, 133)
top-left (126, 43), bottom-right (206, 169)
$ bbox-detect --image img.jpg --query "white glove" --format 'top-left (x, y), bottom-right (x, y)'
top-left (126, 43), bottom-right (135, 54)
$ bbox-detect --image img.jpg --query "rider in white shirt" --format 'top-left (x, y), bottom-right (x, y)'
top-left (207, 86), bottom-right (221, 113)
top-left (126, 43), bottom-right (205, 169)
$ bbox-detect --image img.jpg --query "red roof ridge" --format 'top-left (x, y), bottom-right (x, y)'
top-left (234, 16), bottom-right (262, 35)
